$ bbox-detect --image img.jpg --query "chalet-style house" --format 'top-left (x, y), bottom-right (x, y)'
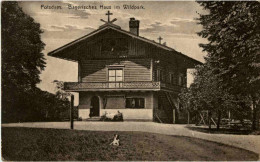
top-left (48, 12), bottom-right (201, 123)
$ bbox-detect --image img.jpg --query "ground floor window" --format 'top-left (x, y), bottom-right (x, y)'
top-left (126, 98), bottom-right (145, 108)
top-left (104, 96), bottom-right (125, 109)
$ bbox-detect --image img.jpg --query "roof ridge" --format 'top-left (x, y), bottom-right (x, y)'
top-left (48, 25), bottom-right (202, 65)
top-left (99, 22), bottom-right (121, 29)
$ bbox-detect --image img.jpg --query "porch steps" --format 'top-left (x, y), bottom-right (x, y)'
top-left (86, 117), bottom-right (101, 121)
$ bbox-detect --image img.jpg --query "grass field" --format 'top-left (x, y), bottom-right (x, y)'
top-left (2, 127), bottom-right (258, 161)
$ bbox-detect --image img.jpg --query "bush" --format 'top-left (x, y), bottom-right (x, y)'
top-left (2, 88), bottom-right (70, 123)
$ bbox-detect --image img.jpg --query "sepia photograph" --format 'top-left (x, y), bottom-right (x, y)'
top-left (1, 0), bottom-right (260, 161)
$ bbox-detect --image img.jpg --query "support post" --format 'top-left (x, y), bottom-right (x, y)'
top-left (208, 110), bottom-right (212, 130)
top-left (228, 110), bottom-right (231, 127)
top-left (78, 61), bottom-right (81, 82)
top-left (187, 111), bottom-right (190, 124)
top-left (173, 109), bottom-right (175, 124)
top-left (70, 95), bottom-right (74, 129)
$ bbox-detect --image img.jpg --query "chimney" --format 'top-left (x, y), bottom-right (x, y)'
top-left (129, 18), bottom-right (140, 36)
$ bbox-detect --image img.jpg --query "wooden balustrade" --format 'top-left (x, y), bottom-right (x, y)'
top-left (64, 81), bottom-right (182, 92)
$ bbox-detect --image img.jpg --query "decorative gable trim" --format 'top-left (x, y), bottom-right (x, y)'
top-left (48, 24), bottom-right (202, 65)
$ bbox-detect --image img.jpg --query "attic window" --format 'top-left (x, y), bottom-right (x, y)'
top-left (101, 38), bottom-right (128, 52)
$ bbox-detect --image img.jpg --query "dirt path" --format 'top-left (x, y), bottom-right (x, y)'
top-left (2, 121), bottom-right (260, 158)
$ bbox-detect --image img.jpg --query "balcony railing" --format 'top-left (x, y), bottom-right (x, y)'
top-left (64, 81), bottom-right (182, 92)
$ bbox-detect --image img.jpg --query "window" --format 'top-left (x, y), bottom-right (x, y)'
top-left (109, 69), bottom-right (123, 82)
top-left (178, 74), bottom-right (185, 86)
top-left (156, 69), bottom-right (165, 81)
top-left (156, 69), bottom-right (161, 81)
top-left (108, 69), bottom-right (123, 88)
top-left (105, 96), bottom-right (125, 109)
top-left (126, 98), bottom-right (145, 108)
top-left (160, 71), bottom-right (164, 81)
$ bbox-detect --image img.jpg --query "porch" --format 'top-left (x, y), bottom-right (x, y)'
top-left (79, 109), bottom-right (153, 121)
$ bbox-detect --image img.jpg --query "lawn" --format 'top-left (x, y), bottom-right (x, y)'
top-left (2, 127), bottom-right (258, 161)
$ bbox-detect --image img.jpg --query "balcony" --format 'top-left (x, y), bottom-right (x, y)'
top-left (64, 81), bottom-right (182, 92)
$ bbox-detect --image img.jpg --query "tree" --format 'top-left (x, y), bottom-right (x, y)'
top-left (53, 80), bottom-right (71, 100)
top-left (53, 80), bottom-right (78, 120)
top-left (180, 63), bottom-right (240, 130)
top-left (197, 1), bottom-right (260, 130)
top-left (180, 63), bottom-right (252, 130)
top-left (2, 2), bottom-right (46, 122)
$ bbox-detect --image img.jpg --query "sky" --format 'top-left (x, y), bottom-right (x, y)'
top-left (18, 1), bottom-right (208, 104)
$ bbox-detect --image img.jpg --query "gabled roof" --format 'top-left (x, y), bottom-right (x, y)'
top-left (48, 23), bottom-right (202, 65)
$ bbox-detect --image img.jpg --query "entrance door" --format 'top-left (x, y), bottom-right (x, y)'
top-left (90, 96), bottom-right (100, 117)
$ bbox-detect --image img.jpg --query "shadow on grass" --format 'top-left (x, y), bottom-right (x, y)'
top-left (186, 125), bottom-right (260, 135)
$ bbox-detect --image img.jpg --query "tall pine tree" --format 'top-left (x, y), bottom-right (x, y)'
top-left (197, 1), bottom-right (260, 130)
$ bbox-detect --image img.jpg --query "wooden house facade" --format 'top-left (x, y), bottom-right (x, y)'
top-left (48, 15), bottom-right (201, 123)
